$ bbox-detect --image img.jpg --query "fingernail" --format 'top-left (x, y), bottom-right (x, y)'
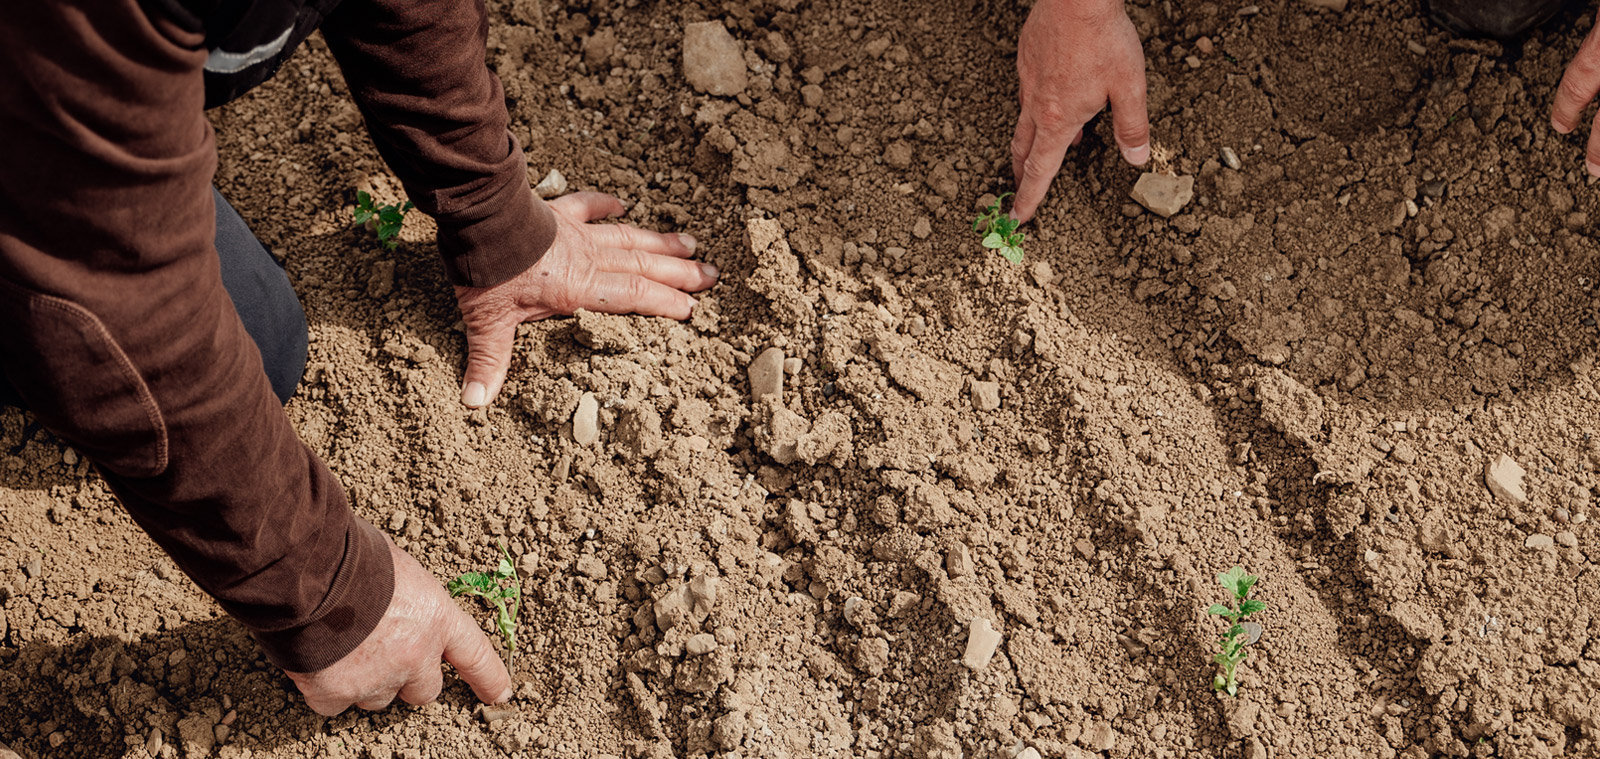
top-left (1553, 117), bottom-right (1571, 134)
top-left (1588, 160), bottom-right (1600, 178)
top-left (699, 262), bottom-right (719, 280)
top-left (496, 685), bottom-right (513, 703)
top-left (678, 234), bottom-right (698, 252)
top-left (1124, 143), bottom-right (1151, 166)
top-left (462, 382), bottom-right (487, 408)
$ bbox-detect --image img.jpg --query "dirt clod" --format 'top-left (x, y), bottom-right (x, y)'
top-left (681, 21), bottom-right (747, 96)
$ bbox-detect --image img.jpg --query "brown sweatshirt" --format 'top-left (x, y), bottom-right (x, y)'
top-left (0, 0), bottom-right (555, 671)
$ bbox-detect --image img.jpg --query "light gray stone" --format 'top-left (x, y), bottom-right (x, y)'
top-left (1129, 172), bottom-right (1195, 217)
top-left (573, 392), bottom-right (600, 446)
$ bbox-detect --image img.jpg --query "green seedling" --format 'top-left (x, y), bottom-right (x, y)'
top-left (972, 192), bottom-right (1026, 264)
top-left (448, 543), bottom-right (521, 672)
top-left (353, 190), bottom-right (414, 251)
top-left (1207, 565), bottom-right (1266, 697)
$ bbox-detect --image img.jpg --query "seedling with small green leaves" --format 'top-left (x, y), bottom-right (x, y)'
top-left (448, 543), bottom-right (521, 672)
top-left (1208, 566), bottom-right (1266, 697)
top-left (353, 190), bottom-right (414, 251)
top-left (972, 192), bottom-right (1026, 263)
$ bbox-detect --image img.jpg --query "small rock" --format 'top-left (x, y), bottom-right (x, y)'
top-left (970, 380), bottom-right (1001, 411)
top-left (961, 617), bottom-right (1002, 671)
top-left (0, 741), bottom-right (23, 759)
top-left (688, 574), bottom-right (718, 609)
top-left (1078, 721), bottom-right (1117, 752)
top-left (888, 591), bottom-right (921, 618)
top-left (1526, 533), bottom-right (1555, 550)
top-left (1129, 172), bottom-right (1195, 217)
top-left (1302, 0), bottom-right (1347, 9)
top-left (783, 357), bottom-right (803, 375)
top-left (1014, 749), bottom-right (1042, 759)
top-left (1484, 454), bottom-right (1528, 505)
top-left (1556, 531), bottom-right (1578, 547)
top-left (885, 141), bottom-right (914, 169)
top-left (22, 557), bottom-right (41, 578)
top-left (576, 555), bottom-right (607, 580)
top-left (1221, 146), bottom-right (1241, 170)
top-left (682, 21), bottom-right (748, 96)
top-left (145, 728), bottom-right (164, 756)
top-left (388, 509), bottom-right (407, 532)
top-left (479, 704), bottom-right (516, 724)
top-left (1244, 737), bottom-right (1268, 759)
top-left (1390, 442), bottom-right (1417, 465)
top-left (945, 543), bottom-right (974, 578)
top-left (534, 169), bottom-right (568, 199)
top-left (913, 217), bottom-right (932, 239)
top-left (176, 712), bottom-right (217, 759)
top-left (213, 724), bottom-right (230, 744)
top-left (749, 347), bottom-right (785, 402)
top-left (573, 392), bottom-right (600, 446)
top-left (686, 633), bottom-right (718, 656)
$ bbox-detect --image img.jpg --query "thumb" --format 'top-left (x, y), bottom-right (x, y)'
top-left (1109, 83), bottom-right (1151, 167)
top-left (443, 606), bottom-right (514, 704)
top-left (460, 320), bottom-right (517, 408)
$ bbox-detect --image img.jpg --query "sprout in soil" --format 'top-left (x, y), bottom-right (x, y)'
top-left (1208, 565), bottom-right (1266, 697)
top-left (448, 543), bottom-right (521, 672)
top-left (972, 192), bottom-right (1025, 263)
top-left (353, 190), bottom-right (415, 251)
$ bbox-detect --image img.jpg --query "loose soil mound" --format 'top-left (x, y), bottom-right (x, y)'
top-left (4, 0), bottom-right (1600, 757)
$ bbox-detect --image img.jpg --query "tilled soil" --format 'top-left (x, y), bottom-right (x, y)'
top-left (4, 0), bottom-right (1600, 757)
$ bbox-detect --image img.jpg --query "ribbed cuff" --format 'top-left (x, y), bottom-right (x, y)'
top-left (436, 182), bottom-right (557, 289)
top-left (251, 517), bottom-right (395, 672)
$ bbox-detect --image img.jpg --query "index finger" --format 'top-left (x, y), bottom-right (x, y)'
top-left (1553, 24), bottom-right (1600, 133)
top-left (442, 608), bottom-right (513, 704)
top-left (1010, 119), bottom-right (1084, 224)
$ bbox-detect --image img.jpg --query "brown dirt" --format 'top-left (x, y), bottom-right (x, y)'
top-left (5, 0), bottom-right (1600, 757)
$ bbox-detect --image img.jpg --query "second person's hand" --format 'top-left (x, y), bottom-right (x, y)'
top-left (1011, 0), bottom-right (1151, 223)
top-left (453, 191), bottom-right (719, 408)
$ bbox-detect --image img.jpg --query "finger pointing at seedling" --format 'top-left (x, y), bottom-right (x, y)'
top-left (1553, 15), bottom-right (1600, 176)
top-left (1010, 0), bottom-right (1149, 222)
top-left (443, 608), bottom-right (514, 704)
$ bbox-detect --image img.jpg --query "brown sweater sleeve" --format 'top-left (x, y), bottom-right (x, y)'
top-left (0, 0), bottom-right (392, 672)
top-left (322, 0), bottom-right (558, 288)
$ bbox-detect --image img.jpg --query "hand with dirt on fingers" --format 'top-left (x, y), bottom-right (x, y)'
top-left (453, 191), bottom-right (719, 408)
top-left (1011, 0), bottom-right (1151, 223)
top-left (285, 538), bottom-right (513, 715)
top-left (1552, 9), bottom-right (1600, 176)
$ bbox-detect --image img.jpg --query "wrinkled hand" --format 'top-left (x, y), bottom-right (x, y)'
top-left (454, 192), bottom-right (718, 408)
top-left (284, 538), bottom-right (512, 716)
top-left (1011, 0), bottom-right (1150, 223)
top-left (1552, 9), bottom-right (1600, 176)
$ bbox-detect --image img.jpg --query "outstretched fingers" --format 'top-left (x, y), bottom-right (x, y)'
top-left (589, 223), bottom-right (699, 258)
top-left (583, 272), bottom-right (697, 319)
top-left (596, 248), bottom-right (718, 293)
